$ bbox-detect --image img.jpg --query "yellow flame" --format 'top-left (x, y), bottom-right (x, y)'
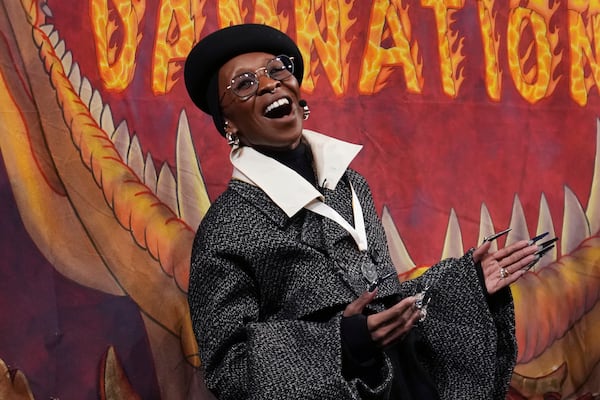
top-left (506, 0), bottom-right (562, 103)
top-left (217, 0), bottom-right (249, 26)
top-left (421, 0), bottom-right (466, 98)
top-left (90, 0), bottom-right (146, 92)
top-left (295, 0), bottom-right (356, 96)
top-left (359, 0), bottom-right (424, 94)
top-left (152, 0), bottom-right (206, 95)
top-left (567, 0), bottom-right (600, 106)
top-left (477, 0), bottom-right (502, 101)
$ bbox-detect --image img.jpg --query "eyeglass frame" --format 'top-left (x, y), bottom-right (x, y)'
top-left (218, 55), bottom-right (295, 103)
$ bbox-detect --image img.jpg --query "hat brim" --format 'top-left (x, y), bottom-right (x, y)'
top-left (184, 24), bottom-right (304, 115)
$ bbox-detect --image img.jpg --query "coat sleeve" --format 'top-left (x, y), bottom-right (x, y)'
top-left (189, 217), bottom-right (395, 400)
top-left (347, 170), bottom-right (516, 399)
top-left (398, 252), bottom-right (517, 400)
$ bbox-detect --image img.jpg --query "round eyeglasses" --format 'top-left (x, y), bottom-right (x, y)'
top-left (220, 55), bottom-right (295, 101)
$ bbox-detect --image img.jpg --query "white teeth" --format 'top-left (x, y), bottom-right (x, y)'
top-left (506, 194), bottom-right (530, 245)
top-left (112, 120), bottom-right (131, 161)
top-left (100, 104), bottom-right (116, 137)
top-left (55, 40), bottom-right (66, 59)
top-left (48, 30), bottom-right (59, 47)
top-left (42, 2), bottom-right (53, 18)
top-left (441, 208), bottom-right (464, 259)
top-left (175, 110), bottom-right (211, 229)
top-left (562, 185), bottom-right (590, 255)
top-left (157, 163), bottom-right (178, 215)
top-left (381, 206), bottom-right (415, 273)
top-left (68, 62), bottom-right (81, 90)
top-left (479, 203), bottom-right (498, 251)
top-left (128, 135), bottom-right (145, 179)
top-left (536, 194), bottom-right (557, 269)
top-left (144, 153), bottom-right (158, 193)
top-left (89, 89), bottom-right (104, 124)
top-left (40, 24), bottom-right (53, 35)
top-left (61, 51), bottom-right (73, 76)
top-left (79, 77), bottom-right (93, 104)
top-left (265, 98), bottom-right (290, 114)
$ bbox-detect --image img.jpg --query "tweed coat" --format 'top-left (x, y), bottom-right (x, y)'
top-left (189, 168), bottom-right (517, 400)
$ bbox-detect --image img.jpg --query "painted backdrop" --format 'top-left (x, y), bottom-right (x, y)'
top-left (1, 0), bottom-right (599, 399)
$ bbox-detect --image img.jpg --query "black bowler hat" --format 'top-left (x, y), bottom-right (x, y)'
top-left (184, 24), bottom-right (304, 136)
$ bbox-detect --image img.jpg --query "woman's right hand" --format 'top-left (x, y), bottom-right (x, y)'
top-left (343, 290), bottom-right (422, 348)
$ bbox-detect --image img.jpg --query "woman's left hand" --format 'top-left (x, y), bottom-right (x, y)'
top-left (472, 239), bottom-right (539, 295)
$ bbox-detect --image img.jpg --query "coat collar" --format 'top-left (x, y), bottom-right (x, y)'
top-left (229, 129), bottom-right (362, 218)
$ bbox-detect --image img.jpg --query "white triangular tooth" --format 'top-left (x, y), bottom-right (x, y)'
top-left (562, 185), bottom-right (590, 255)
top-left (506, 194), bottom-right (530, 245)
top-left (175, 110), bottom-right (211, 227)
top-left (89, 89), bottom-right (104, 124)
top-left (54, 39), bottom-right (66, 59)
top-left (441, 209), bottom-right (464, 259)
top-left (478, 203), bottom-right (498, 251)
top-left (61, 51), bottom-right (73, 76)
top-left (536, 194), bottom-right (556, 238)
top-left (48, 30), bottom-right (59, 47)
top-left (111, 120), bottom-right (131, 161)
top-left (535, 193), bottom-right (557, 270)
top-left (585, 118), bottom-right (600, 235)
top-left (381, 206), bottom-right (416, 273)
top-left (42, 3), bottom-right (53, 18)
top-left (144, 153), bottom-right (158, 193)
top-left (39, 24), bottom-right (54, 36)
top-left (127, 135), bottom-right (145, 180)
top-left (156, 163), bottom-right (179, 215)
top-left (100, 104), bottom-right (116, 137)
top-left (79, 77), bottom-right (93, 105)
top-left (68, 62), bottom-right (82, 91)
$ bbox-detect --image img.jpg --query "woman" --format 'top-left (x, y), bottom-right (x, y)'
top-left (184, 23), bottom-right (546, 400)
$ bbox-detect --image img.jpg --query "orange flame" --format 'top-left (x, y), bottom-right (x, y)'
top-left (359, 0), bottom-right (424, 94)
top-left (567, 0), bottom-right (600, 106)
top-left (20, 0), bottom-right (44, 26)
top-left (254, 0), bottom-right (290, 30)
top-left (152, 0), bottom-right (206, 95)
top-left (477, 0), bottom-right (502, 101)
top-left (295, 0), bottom-right (356, 96)
top-left (90, 0), bottom-right (146, 92)
top-left (421, 0), bottom-right (466, 98)
top-left (506, 0), bottom-right (562, 103)
top-left (217, 0), bottom-right (249, 26)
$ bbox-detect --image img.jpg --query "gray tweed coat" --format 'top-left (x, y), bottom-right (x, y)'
top-left (189, 169), bottom-right (517, 400)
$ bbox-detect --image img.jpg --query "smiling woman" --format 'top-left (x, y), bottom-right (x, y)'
top-left (184, 23), bottom-right (546, 400)
top-left (1, 0), bottom-right (600, 398)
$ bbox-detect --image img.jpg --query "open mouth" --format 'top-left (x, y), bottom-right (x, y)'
top-left (1, 0), bottom-right (600, 398)
top-left (264, 97), bottom-right (293, 118)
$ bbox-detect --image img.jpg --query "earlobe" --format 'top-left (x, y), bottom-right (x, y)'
top-left (224, 120), bottom-right (240, 135)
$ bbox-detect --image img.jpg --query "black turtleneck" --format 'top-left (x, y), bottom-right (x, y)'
top-left (255, 142), bottom-right (317, 187)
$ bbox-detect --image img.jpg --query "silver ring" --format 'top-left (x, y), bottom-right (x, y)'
top-left (499, 267), bottom-right (509, 279)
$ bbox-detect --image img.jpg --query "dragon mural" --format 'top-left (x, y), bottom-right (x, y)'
top-left (0, 0), bottom-right (599, 398)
